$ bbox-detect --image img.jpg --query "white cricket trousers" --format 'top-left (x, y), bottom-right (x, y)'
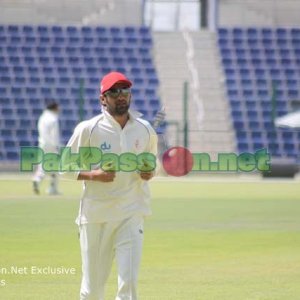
top-left (79, 215), bottom-right (144, 300)
top-left (33, 164), bottom-right (58, 191)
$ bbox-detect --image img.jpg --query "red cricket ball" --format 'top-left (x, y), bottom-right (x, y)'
top-left (162, 147), bottom-right (194, 177)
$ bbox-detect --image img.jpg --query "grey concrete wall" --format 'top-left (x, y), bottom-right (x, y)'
top-left (219, 0), bottom-right (300, 27)
top-left (0, 0), bottom-right (142, 26)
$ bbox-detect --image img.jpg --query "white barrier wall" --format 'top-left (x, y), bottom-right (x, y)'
top-left (219, 0), bottom-right (300, 27)
top-left (0, 0), bottom-right (142, 25)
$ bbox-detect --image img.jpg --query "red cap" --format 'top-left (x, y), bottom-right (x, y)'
top-left (100, 71), bottom-right (132, 94)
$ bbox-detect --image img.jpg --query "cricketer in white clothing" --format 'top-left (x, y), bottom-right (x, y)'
top-left (61, 72), bottom-right (158, 300)
top-left (33, 101), bottom-right (61, 195)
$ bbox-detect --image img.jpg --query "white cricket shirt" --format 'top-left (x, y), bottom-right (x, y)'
top-left (61, 109), bottom-right (158, 224)
top-left (37, 109), bottom-right (60, 153)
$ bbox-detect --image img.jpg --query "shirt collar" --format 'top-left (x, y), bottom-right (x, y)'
top-left (103, 109), bottom-right (142, 125)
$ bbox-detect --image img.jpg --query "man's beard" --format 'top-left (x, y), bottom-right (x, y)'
top-left (106, 102), bottom-right (130, 116)
top-left (115, 103), bottom-right (130, 115)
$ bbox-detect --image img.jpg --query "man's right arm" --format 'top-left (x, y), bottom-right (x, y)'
top-left (60, 122), bottom-right (115, 182)
top-left (78, 169), bottom-right (115, 182)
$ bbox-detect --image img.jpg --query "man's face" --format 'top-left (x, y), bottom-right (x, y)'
top-left (101, 82), bottom-right (131, 116)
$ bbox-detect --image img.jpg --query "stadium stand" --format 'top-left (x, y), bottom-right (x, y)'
top-left (219, 27), bottom-right (300, 159)
top-left (0, 25), bottom-right (161, 161)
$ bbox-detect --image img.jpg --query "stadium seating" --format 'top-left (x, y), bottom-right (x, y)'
top-left (219, 27), bottom-right (300, 159)
top-left (0, 25), bottom-right (161, 161)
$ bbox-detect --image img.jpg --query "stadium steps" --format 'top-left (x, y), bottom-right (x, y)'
top-left (189, 30), bottom-right (236, 158)
top-left (153, 31), bottom-right (236, 156)
top-left (152, 32), bottom-right (201, 150)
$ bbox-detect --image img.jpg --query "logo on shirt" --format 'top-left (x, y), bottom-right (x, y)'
top-left (100, 142), bottom-right (111, 151)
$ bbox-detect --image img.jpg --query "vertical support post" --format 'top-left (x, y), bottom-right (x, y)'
top-left (270, 81), bottom-right (278, 156)
top-left (200, 0), bottom-right (208, 28)
top-left (183, 81), bottom-right (189, 149)
top-left (79, 79), bottom-right (85, 122)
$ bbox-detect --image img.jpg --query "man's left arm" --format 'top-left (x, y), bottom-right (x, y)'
top-left (139, 126), bottom-right (158, 181)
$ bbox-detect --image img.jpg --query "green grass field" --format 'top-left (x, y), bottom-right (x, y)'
top-left (0, 177), bottom-right (300, 300)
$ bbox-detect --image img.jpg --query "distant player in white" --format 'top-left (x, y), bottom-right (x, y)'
top-left (61, 72), bottom-right (158, 300)
top-left (33, 101), bottom-right (61, 195)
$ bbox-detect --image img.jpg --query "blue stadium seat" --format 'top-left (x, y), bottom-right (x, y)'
top-left (51, 26), bottom-right (63, 35)
top-left (279, 49), bottom-right (290, 58)
top-left (110, 27), bottom-right (121, 36)
top-left (266, 58), bottom-right (277, 68)
top-left (0, 25), bottom-right (161, 161)
top-left (218, 38), bottom-right (228, 48)
top-left (7, 25), bottom-right (18, 35)
top-left (54, 36), bottom-right (65, 44)
top-left (66, 26), bottom-right (78, 36)
top-left (11, 87), bottom-right (22, 96)
top-left (148, 77), bottom-right (159, 86)
top-left (242, 89), bottom-right (253, 99)
top-left (291, 28), bottom-right (300, 38)
top-left (19, 119), bottom-right (31, 127)
top-left (218, 28), bottom-right (228, 38)
top-left (80, 47), bottom-right (92, 56)
top-left (237, 58), bottom-right (248, 67)
top-left (237, 131), bottom-right (248, 142)
top-left (238, 142), bottom-right (250, 153)
top-left (6, 151), bottom-right (19, 160)
top-left (288, 89), bottom-right (299, 98)
top-left (81, 26), bottom-right (93, 36)
top-left (1, 129), bottom-right (13, 138)
top-left (57, 66), bottom-right (69, 75)
top-left (291, 38), bottom-right (300, 48)
top-left (276, 28), bottom-right (287, 38)
top-left (239, 68), bottom-right (251, 79)
top-left (95, 26), bottom-right (107, 36)
top-left (3, 119), bottom-right (16, 128)
top-left (139, 26), bottom-right (150, 37)
top-left (52, 56), bottom-right (64, 65)
top-left (124, 26), bottom-right (136, 37)
top-left (224, 68), bottom-right (236, 79)
top-left (232, 28), bottom-right (244, 38)
top-left (261, 28), bottom-right (272, 38)
top-left (248, 120), bottom-right (260, 130)
top-left (284, 68), bottom-right (297, 79)
top-left (247, 38), bottom-right (260, 48)
top-left (262, 38), bottom-right (273, 47)
top-left (247, 110), bottom-right (259, 120)
top-left (246, 27), bottom-right (258, 37)
top-left (22, 25), bottom-right (34, 35)
top-left (36, 25), bottom-right (47, 36)
top-left (32, 108), bottom-right (43, 117)
top-left (25, 36), bottom-right (36, 44)
top-left (221, 48), bottom-right (232, 59)
top-left (231, 110), bottom-right (243, 121)
top-left (83, 36), bottom-right (95, 44)
top-left (0, 36), bottom-right (7, 43)
top-left (235, 48), bottom-right (246, 59)
top-left (269, 68), bottom-right (281, 79)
